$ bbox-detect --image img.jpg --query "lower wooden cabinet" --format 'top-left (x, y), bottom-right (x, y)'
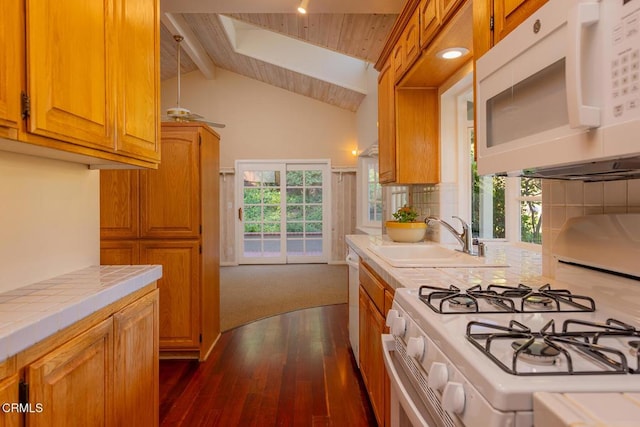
top-left (358, 261), bottom-right (393, 427)
top-left (0, 287), bottom-right (158, 426)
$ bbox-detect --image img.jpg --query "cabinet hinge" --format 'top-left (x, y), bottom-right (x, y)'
top-left (19, 380), bottom-right (29, 405)
top-left (490, 16), bottom-right (494, 31)
top-left (21, 92), bottom-right (30, 119)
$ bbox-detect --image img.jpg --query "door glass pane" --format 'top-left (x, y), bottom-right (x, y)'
top-left (487, 59), bottom-right (568, 147)
top-left (242, 170), bottom-right (282, 258)
top-left (286, 168), bottom-right (324, 257)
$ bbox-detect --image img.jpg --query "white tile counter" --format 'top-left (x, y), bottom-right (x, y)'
top-left (0, 265), bottom-right (162, 362)
top-left (346, 234), bottom-right (543, 290)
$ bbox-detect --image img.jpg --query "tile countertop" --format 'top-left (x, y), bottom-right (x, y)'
top-left (0, 265), bottom-right (162, 363)
top-left (346, 234), bottom-right (543, 291)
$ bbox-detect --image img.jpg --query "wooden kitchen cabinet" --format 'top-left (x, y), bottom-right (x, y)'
top-left (0, 0), bottom-right (160, 169)
top-left (0, 287), bottom-right (160, 427)
top-left (473, 0), bottom-right (548, 58)
top-left (114, 290), bottom-right (159, 426)
top-left (359, 261), bottom-right (394, 427)
top-left (376, 0), bottom-right (470, 185)
top-left (0, 373), bottom-right (20, 427)
top-left (0, 0), bottom-right (22, 140)
top-left (378, 59), bottom-right (396, 184)
top-left (26, 319), bottom-right (115, 427)
top-left (100, 122), bottom-right (221, 360)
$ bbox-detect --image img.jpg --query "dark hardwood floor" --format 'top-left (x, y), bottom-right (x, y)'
top-left (159, 304), bottom-right (377, 426)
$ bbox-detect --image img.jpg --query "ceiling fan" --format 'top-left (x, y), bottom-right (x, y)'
top-left (164, 35), bottom-right (226, 129)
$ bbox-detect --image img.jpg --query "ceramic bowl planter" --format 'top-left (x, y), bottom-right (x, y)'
top-left (385, 221), bottom-right (427, 243)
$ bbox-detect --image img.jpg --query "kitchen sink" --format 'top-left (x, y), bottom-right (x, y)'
top-left (367, 243), bottom-right (508, 268)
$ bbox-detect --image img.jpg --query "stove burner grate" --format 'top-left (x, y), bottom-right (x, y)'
top-left (466, 318), bottom-right (640, 376)
top-left (418, 283), bottom-right (596, 314)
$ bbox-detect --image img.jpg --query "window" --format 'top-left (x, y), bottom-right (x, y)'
top-left (361, 157), bottom-right (382, 226)
top-left (460, 89), bottom-right (542, 245)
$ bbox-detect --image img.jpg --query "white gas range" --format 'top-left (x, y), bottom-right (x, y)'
top-left (383, 214), bottom-right (640, 427)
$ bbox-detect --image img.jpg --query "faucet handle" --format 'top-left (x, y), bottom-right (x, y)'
top-left (451, 216), bottom-right (469, 230)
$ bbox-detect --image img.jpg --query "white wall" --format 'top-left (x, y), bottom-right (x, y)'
top-left (162, 69), bottom-right (361, 169)
top-left (355, 67), bottom-right (380, 152)
top-left (0, 151), bottom-right (99, 291)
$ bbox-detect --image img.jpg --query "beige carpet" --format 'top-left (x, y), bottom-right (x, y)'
top-left (220, 264), bottom-right (348, 331)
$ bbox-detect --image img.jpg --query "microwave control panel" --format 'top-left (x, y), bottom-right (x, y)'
top-left (609, 1), bottom-right (640, 122)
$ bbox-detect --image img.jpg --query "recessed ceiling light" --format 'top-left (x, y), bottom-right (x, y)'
top-left (437, 47), bottom-right (469, 60)
top-left (298, 0), bottom-right (309, 14)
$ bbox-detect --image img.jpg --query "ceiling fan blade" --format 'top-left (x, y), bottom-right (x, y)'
top-left (202, 120), bottom-right (226, 129)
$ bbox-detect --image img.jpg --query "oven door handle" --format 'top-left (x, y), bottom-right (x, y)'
top-left (382, 334), bottom-right (432, 427)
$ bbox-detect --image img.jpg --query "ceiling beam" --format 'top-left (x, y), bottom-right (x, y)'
top-left (161, 12), bottom-right (217, 80)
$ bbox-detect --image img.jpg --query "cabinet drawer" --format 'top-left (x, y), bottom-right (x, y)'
top-left (359, 261), bottom-right (385, 314)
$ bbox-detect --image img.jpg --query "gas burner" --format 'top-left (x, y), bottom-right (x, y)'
top-left (511, 339), bottom-right (560, 365)
top-left (523, 295), bottom-right (554, 309)
top-left (418, 283), bottom-right (596, 314)
top-left (466, 318), bottom-right (639, 376)
top-left (448, 296), bottom-right (476, 311)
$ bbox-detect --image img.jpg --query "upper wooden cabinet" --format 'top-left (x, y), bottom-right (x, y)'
top-left (473, 0), bottom-right (548, 58)
top-left (375, 0), bottom-right (469, 185)
top-left (0, 0), bottom-right (160, 169)
top-left (378, 60), bottom-right (396, 184)
top-left (0, 0), bottom-right (22, 140)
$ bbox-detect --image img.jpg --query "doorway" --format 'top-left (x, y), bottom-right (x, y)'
top-left (235, 160), bottom-right (330, 264)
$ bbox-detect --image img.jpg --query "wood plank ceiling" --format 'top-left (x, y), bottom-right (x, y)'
top-left (160, 13), bottom-right (398, 112)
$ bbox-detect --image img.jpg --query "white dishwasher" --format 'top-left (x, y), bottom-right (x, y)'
top-left (346, 246), bottom-right (359, 366)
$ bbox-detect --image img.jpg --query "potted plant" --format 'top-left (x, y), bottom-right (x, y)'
top-left (385, 205), bottom-right (427, 243)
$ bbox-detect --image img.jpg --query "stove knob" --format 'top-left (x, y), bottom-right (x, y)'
top-left (442, 382), bottom-right (465, 415)
top-left (407, 336), bottom-right (425, 359)
top-left (428, 362), bottom-right (448, 391)
top-left (391, 316), bottom-right (406, 337)
top-left (385, 309), bottom-right (399, 327)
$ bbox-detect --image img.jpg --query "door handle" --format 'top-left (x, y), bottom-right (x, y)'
top-left (238, 207), bottom-right (243, 221)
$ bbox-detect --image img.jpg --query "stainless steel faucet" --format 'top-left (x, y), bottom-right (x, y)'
top-left (425, 216), bottom-right (473, 254)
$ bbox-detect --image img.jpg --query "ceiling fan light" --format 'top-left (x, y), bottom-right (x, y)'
top-left (298, 0), bottom-right (309, 14)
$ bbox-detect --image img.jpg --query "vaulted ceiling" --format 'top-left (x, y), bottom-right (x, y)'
top-left (160, 0), bottom-right (403, 112)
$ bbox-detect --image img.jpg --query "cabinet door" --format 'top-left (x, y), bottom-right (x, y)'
top-left (402, 10), bottom-right (420, 71)
top-left (441, 0), bottom-right (464, 23)
top-left (26, 319), bottom-right (114, 427)
top-left (140, 241), bottom-right (200, 351)
top-left (100, 240), bottom-right (140, 265)
top-left (377, 60), bottom-right (396, 184)
top-left (114, 290), bottom-right (159, 427)
top-left (0, 373), bottom-right (20, 427)
top-left (26, 0), bottom-right (115, 150)
top-left (368, 304), bottom-right (386, 427)
top-left (100, 170), bottom-right (139, 239)
top-left (420, 0), bottom-right (440, 49)
top-left (358, 287), bottom-right (370, 385)
top-left (114, 0), bottom-right (160, 162)
top-left (392, 42), bottom-right (404, 81)
top-left (494, 0), bottom-right (548, 44)
top-left (0, 0), bottom-right (21, 137)
top-left (395, 88), bottom-right (439, 184)
top-left (140, 128), bottom-right (200, 238)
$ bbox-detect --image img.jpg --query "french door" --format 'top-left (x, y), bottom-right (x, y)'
top-left (236, 160), bottom-right (330, 264)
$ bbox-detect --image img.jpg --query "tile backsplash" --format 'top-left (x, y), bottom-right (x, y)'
top-left (542, 178), bottom-right (640, 276)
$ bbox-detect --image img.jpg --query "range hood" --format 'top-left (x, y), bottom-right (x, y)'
top-left (514, 155), bottom-right (640, 182)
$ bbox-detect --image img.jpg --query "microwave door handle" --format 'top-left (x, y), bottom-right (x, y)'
top-left (566, 1), bottom-right (601, 129)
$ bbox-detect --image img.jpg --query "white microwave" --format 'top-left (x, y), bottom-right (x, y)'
top-left (476, 0), bottom-right (640, 180)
